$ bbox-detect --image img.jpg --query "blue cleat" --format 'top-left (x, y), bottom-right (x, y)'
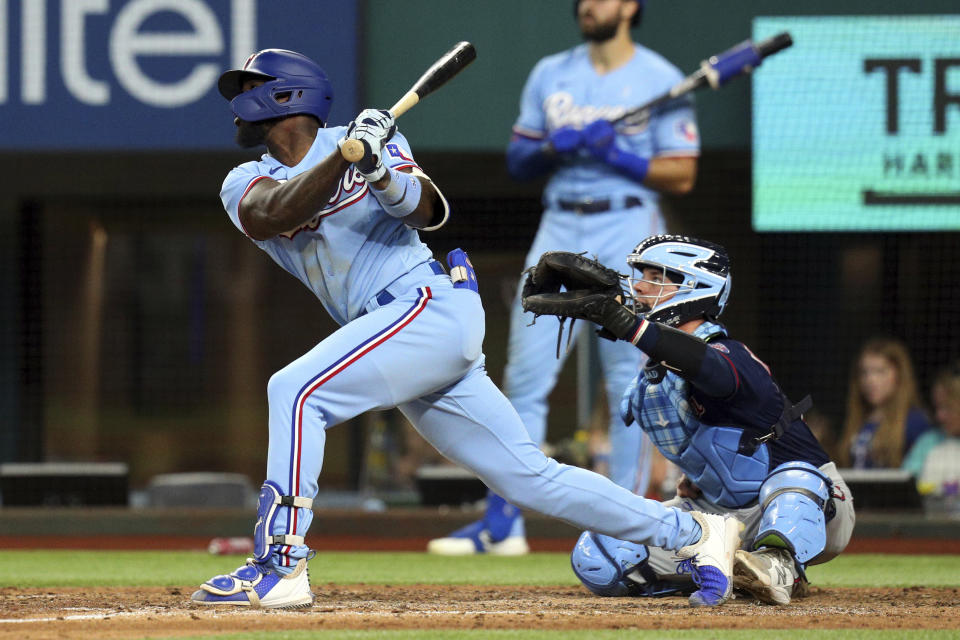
top-left (427, 493), bottom-right (529, 556)
top-left (676, 512), bottom-right (743, 607)
top-left (191, 557), bottom-right (314, 609)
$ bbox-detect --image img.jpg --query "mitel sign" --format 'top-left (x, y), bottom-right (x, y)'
top-left (0, 0), bottom-right (358, 149)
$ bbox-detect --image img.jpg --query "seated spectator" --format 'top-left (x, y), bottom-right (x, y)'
top-left (903, 362), bottom-right (960, 494)
top-left (839, 337), bottom-right (933, 468)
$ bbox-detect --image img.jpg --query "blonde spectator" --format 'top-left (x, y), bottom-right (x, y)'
top-left (840, 337), bottom-right (933, 468)
top-left (903, 363), bottom-right (960, 494)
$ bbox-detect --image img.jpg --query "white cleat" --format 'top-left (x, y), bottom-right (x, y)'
top-left (427, 519), bottom-right (529, 556)
top-left (676, 512), bottom-right (743, 607)
top-left (427, 531), bottom-right (530, 556)
top-left (191, 557), bottom-right (314, 609)
top-left (733, 547), bottom-right (802, 605)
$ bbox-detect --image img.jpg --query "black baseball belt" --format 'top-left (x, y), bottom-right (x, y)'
top-left (553, 195), bottom-right (644, 214)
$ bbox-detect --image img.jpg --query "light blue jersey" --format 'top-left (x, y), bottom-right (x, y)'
top-left (514, 43), bottom-right (700, 208)
top-left (221, 128), bottom-right (437, 326)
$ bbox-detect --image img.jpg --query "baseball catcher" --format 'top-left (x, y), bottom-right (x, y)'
top-left (523, 235), bottom-right (856, 605)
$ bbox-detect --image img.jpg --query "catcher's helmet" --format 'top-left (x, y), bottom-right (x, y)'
top-left (626, 235), bottom-right (731, 327)
top-left (573, 0), bottom-right (644, 27)
top-left (218, 49), bottom-right (334, 125)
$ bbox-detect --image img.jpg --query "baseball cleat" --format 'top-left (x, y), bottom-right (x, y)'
top-left (676, 512), bottom-right (743, 607)
top-left (733, 547), bottom-right (801, 605)
top-left (427, 519), bottom-right (530, 556)
top-left (191, 557), bottom-right (314, 609)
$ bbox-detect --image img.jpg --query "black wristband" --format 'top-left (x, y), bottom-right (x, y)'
top-left (602, 299), bottom-right (643, 341)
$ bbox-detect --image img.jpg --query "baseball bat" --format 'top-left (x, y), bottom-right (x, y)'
top-left (611, 31), bottom-right (793, 128)
top-left (341, 41), bottom-right (477, 163)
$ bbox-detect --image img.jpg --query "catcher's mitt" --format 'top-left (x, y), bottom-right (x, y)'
top-left (521, 252), bottom-right (640, 346)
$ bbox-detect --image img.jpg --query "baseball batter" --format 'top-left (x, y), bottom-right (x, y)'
top-left (190, 48), bottom-right (743, 610)
top-left (429, 0), bottom-right (699, 556)
top-left (520, 236), bottom-right (856, 605)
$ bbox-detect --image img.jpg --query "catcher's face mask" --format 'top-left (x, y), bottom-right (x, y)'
top-left (628, 265), bottom-right (688, 314)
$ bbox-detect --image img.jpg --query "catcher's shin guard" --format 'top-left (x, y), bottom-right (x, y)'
top-left (571, 531), bottom-right (685, 597)
top-left (254, 481), bottom-right (313, 566)
top-left (754, 462), bottom-right (831, 564)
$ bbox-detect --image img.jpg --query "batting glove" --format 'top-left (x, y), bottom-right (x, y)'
top-left (583, 119), bottom-right (650, 181)
top-left (546, 125), bottom-right (584, 155)
top-left (583, 119), bottom-right (617, 162)
top-left (340, 108), bottom-right (397, 182)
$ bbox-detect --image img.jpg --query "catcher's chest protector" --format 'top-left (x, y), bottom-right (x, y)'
top-left (637, 374), bottom-right (770, 508)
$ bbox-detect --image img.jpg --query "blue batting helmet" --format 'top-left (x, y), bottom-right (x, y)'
top-left (626, 235), bottom-right (731, 327)
top-left (218, 49), bottom-right (334, 125)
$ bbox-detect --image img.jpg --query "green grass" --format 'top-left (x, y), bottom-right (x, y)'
top-left (2, 551), bottom-right (959, 589)
top-left (148, 633), bottom-right (960, 640)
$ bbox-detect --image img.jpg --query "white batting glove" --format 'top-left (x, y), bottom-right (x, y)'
top-left (339, 109), bottom-right (397, 182)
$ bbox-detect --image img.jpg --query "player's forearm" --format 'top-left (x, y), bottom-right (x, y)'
top-left (369, 171), bottom-right (441, 229)
top-left (627, 319), bottom-right (737, 397)
top-left (506, 136), bottom-right (555, 181)
top-left (643, 156), bottom-right (698, 195)
top-left (241, 150), bottom-right (352, 240)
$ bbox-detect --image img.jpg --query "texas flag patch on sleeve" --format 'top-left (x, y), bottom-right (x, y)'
top-left (674, 119), bottom-right (699, 144)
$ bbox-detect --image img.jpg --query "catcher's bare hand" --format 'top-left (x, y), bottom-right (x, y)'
top-left (677, 474), bottom-right (702, 499)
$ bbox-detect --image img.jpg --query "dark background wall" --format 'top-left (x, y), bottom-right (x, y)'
top-left (0, 1), bottom-right (957, 489)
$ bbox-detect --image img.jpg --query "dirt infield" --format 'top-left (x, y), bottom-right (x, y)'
top-left (2, 585), bottom-right (958, 639)
top-left (5, 535), bottom-right (960, 554)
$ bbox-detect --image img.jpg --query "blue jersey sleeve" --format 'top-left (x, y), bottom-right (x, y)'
top-left (649, 68), bottom-right (700, 157)
top-left (512, 58), bottom-right (549, 139)
top-left (692, 339), bottom-right (784, 433)
top-left (220, 161), bottom-right (271, 237)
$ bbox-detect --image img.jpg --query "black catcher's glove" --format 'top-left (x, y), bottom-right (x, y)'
top-left (521, 251), bottom-right (639, 342)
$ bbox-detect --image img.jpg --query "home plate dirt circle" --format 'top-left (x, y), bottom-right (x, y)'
top-left (1, 585), bottom-right (958, 639)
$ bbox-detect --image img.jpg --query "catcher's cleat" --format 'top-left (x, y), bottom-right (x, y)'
top-left (191, 557), bottom-right (313, 609)
top-left (676, 512), bottom-right (743, 607)
top-left (733, 547), bottom-right (802, 605)
top-left (427, 519), bottom-right (530, 556)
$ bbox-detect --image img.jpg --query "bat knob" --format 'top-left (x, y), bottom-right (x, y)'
top-left (340, 138), bottom-right (365, 163)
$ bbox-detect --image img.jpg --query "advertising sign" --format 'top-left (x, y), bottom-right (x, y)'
top-left (753, 16), bottom-right (960, 231)
top-left (0, 0), bottom-right (359, 149)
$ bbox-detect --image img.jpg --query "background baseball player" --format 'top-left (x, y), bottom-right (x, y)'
top-left (520, 235), bottom-right (856, 605)
top-left (190, 48), bottom-right (743, 610)
top-left (429, 0), bottom-right (699, 556)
